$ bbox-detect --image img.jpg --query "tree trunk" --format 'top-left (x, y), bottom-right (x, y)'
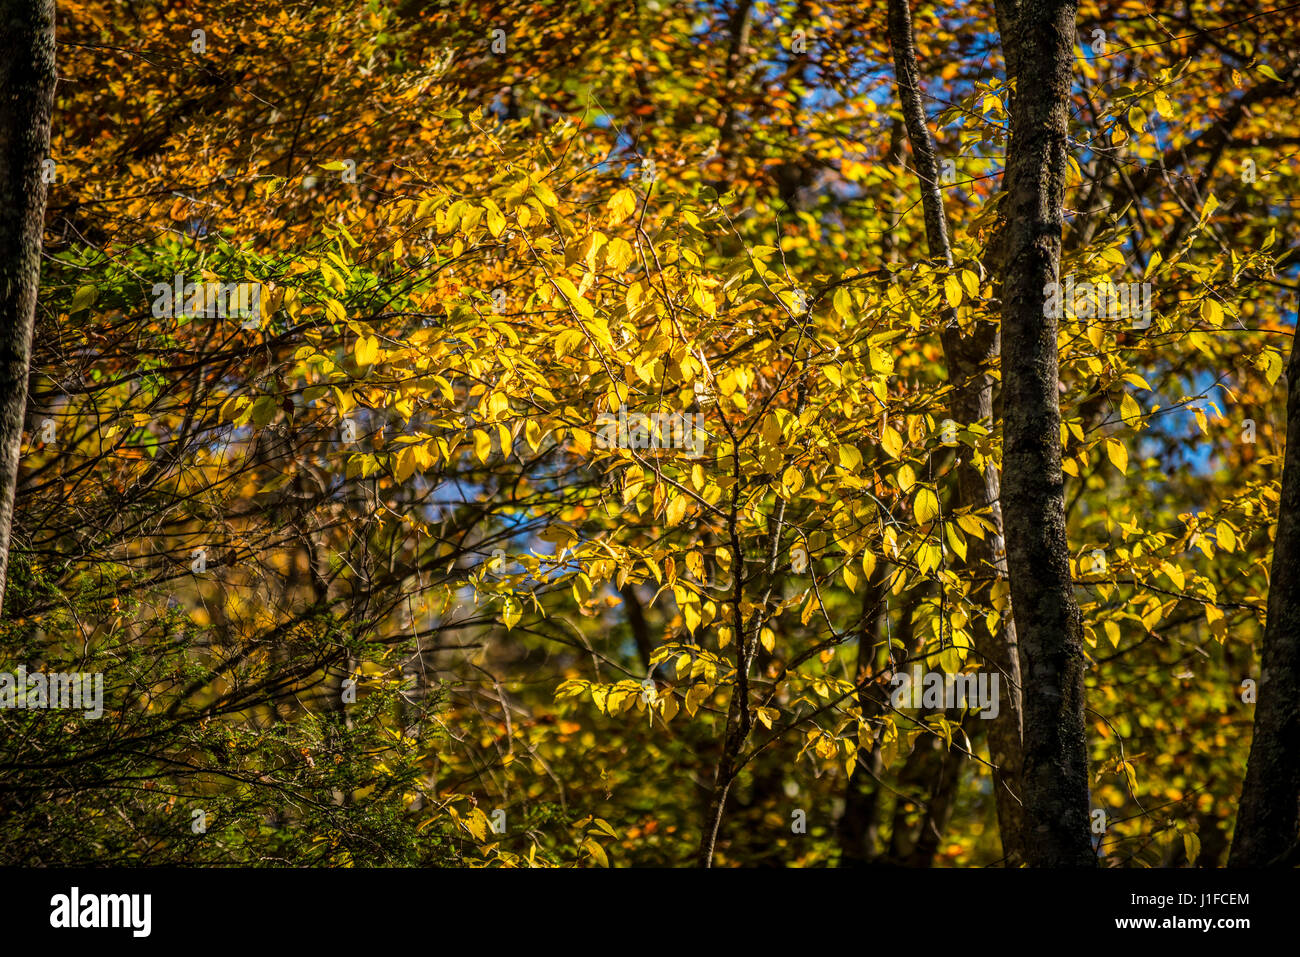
top-left (0, 0), bottom-right (56, 612)
top-left (886, 0), bottom-right (1027, 866)
top-left (997, 0), bottom-right (1096, 867)
top-left (1229, 335), bottom-right (1300, 866)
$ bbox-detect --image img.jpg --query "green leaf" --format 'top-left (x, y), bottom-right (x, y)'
top-left (70, 285), bottom-right (98, 313)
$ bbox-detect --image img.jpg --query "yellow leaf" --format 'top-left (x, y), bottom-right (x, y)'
top-left (485, 390), bottom-right (509, 420)
top-left (1193, 407), bottom-right (1209, 435)
top-left (861, 549), bottom-right (877, 581)
top-left (332, 386), bottom-right (354, 415)
top-left (583, 839), bottom-right (609, 867)
top-left (665, 493), bottom-right (688, 526)
top-left (944, 275), bottom-right (962, 308)
top-left (1262, 350), bottom-right (1283, 386)
top-left (395, 446), bottom-right (417, 483)
top-left (914, 486), bottom-right (940, 524)
top-left (553, 276), bottom-right (593, 319)
top-left (532, 181), bottom-right (558, 207)
top-left (473, 429), bottom-right (492, 464)
top-left (880, 425), bottom-right (903, 460)
top-left (355, 335), bottom-right (379, 367)
top-left (684, 683), bottom-right (712, 716)
top-left (1198, 193), bottom-right (1220, 225)
top-left (1120, 393), bottom-right (1141, 429)
top-left (897, 463), bottom-right (915, 494)
top-left (917, 541), bottom-right (941, 574)
top-left (502, 599), bottom-right (521, 631)
top-left (607, 188), bottom-right (637, 225)
top-left (220, 396), bottom-right (247, 422)
top-left (605, 236), bottom-right (635, 271)
top-left (1105, 437), bottom-right (1128, 474)
top-left (324, 299), bottom-right (347, 324)
top-left (1205, 603), bottom-right (1225, 640)
top-left (869, 347), bottom-right (894, 376)
top-left (554, 328), bottom-right (584, 359)
top-left (484, 200), bottom-right (506, 237)
top-left (465, 809), bottom-right (488, 842)
top-left (1216, 523), bottom-right (1236, 551)
top-left (945, 522), bottom-right (967, 561)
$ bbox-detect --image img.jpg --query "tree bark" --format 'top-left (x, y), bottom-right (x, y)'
top-left (886, 0), bottom-right (1027, 866)
top-left (1229, 335), bottom-right (1300, 866)
top-left (0, 0), bottom-right (56, 613)
top-left (997, 0), bottom-right (1096, 867)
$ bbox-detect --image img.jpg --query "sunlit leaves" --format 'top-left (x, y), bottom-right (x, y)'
top-left (1120, 393), bottom-right (1142, 429)
top-left (354, 334), bottom-right (379, 367)
top-left (913, 486), bottom-right (939, 525)
top-left (1105, 438), bottom-right (1128, 474)
top-left (606, 188), bottom-right (637, 225)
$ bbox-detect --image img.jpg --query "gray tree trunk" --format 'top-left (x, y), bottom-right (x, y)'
top-left (0, 0), bottom-right (57, 613)
top-left (997, 0), bottom-right (1096, 867)
top-left (886, 0), bottom-right (1026, 866)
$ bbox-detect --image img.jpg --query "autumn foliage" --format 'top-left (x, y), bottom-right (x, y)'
top-left (2, 0), bottom-right (1298, 867)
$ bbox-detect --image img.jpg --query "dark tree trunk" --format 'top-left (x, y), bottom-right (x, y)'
top-left (886, 0), bottom-right (1026, 866)
top-left (1229, 335), bottom-right (1300, 867)
top-left (0, 0), bottom-right (56, 612)
top-left (997, 0), bottom-right (1096, 867)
